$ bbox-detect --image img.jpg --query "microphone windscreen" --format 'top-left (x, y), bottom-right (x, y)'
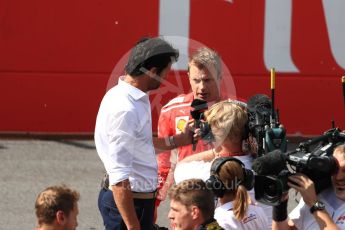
top-left (247, 94), bottom-right (272, 114)
top-left (252, 150), bottom-right (287, 175)
top-left (191, 99), bottom-right (207, 108)
top-left (190, 99), bottom-right (208, 119)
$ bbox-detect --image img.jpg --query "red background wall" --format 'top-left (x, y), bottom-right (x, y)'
top-left (0, 0), bottom-right (344, 136)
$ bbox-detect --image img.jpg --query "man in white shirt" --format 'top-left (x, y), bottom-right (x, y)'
top-left (272, 143), bottom-right (345, 230)
top-left (95, 37), bottom-right (183, 230)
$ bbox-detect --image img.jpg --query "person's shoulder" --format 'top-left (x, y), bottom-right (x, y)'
top-left (234, 155), bottom-right (253, 168)
top-left (164, 95), bottom-right (187, 106)
top-left (215, 201), bottom-right (234, 213)
top-left (235, 204), bottom-right (267, 227)
top-left (161, 93), bottom-right (193, 113)
top-left (214, 206), bottom-right (237, 229)
top-left (103, 84), bottom-right (125, 99)
top-left (249, 203), bottom-right (267, 215)
top-left (100, 88), bottom-right (137, 115)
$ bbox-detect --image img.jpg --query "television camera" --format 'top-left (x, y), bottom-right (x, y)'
top-left (252, 128), bottom-right (345, 206)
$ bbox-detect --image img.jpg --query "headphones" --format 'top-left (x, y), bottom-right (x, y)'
top-left (206, 157), bottom-right (254, 198)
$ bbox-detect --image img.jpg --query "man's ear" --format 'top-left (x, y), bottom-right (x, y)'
top-left (190, 205), bottom-right (201, 220)
top-left (142, 67), bottom-right (158, 80)
top-left (56, 210), bottom-right (66, 225)
top-left (147, 67), bottom-right (158, 77)
top-left (139, 66), bottom-right (157, 77)
top-left (150, 67), bottom-right (157, 74)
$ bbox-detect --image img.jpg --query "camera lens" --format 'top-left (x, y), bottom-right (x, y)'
top-left (254, 175), bottom-right (283, 206)
top-left (264, 182), bottom-right (279, 197)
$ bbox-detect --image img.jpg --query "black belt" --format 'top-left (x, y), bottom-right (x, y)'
top-left (132, 191), bottom-right (157, 199)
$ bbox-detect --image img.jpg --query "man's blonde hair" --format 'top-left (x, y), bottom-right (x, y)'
top-left (204, 100), bottom-right (248, 144)
top-left (188, 47), bottom-right (222, 79)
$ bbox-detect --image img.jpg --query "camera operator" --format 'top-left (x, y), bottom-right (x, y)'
top-left (272, 143), bottom-right (345, 230)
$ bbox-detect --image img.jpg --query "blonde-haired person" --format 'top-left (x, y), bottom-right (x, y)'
top-left (209, 157), bottom-right (268, 230)
top-left (174, 100), bottom-right (273, 229)
top-left (204, 99), bottom-right (249, 157)
top-left (174, 101), bottom-right (252, 182)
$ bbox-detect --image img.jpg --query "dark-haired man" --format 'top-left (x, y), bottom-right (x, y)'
top-left (95, 37), bottom-right (192, 230)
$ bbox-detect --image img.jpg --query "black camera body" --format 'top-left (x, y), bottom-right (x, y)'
top-left (253, 128), bottom-right (345, 206)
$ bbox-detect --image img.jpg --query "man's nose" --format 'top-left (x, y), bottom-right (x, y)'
top-left (168, 210), bottom-right (173, 219)
top-left (199, 80), bottom-right (206, 90)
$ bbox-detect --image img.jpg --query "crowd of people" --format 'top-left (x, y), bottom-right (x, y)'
top-left (34, 37), bottom-right (345, 230)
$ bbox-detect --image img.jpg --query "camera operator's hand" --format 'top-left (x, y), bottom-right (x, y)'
top-left (288, 173), bottom-right (318, 207)
top-left (286, 175), bottom-right (340, 230)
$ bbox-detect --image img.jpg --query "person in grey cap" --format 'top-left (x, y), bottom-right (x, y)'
top-left (95, 37), bottom-right (191, 230)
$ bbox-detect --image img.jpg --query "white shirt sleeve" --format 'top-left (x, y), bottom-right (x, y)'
top-left (106, 110), bottom-right (137, 185)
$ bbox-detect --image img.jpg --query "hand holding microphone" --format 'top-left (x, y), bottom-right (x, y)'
top-left (190, 99), bottom-right (208, 151)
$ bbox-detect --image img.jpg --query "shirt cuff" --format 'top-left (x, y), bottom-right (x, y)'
top-left (108, 170), bottom-right (130, 186)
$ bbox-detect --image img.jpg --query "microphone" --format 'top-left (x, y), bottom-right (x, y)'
top-left (190, 99), bottom-right (208, 151)
top-left (247, 94), bottom-right (273, 156)
top-left (247, 94), bottom-right (272, 115)
top-left (252, 150), bottom-right (287, 175)
top-left (191, 99), bottom-right (208, 120)
top-left (247, 94), bottom-right (272, 129)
